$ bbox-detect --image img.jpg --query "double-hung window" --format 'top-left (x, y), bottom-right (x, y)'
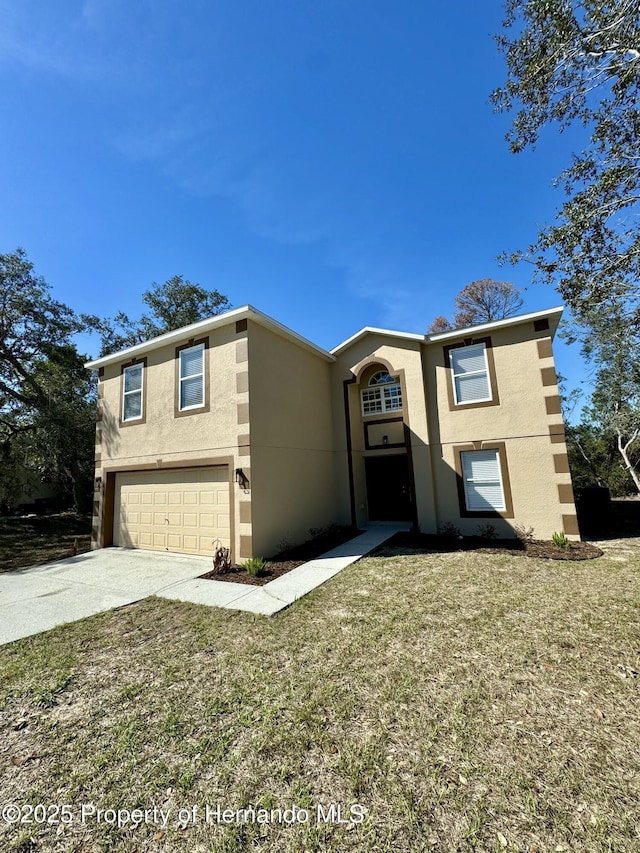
top-left (179, 343), bottom-right (205, 411)
top-left (122, 363), bottom-right (144, 422)
top-left (460, 449), bottom-right (505, 512)
top-left (450, 343), bottom-right (491, 405)
top-left (361, 371), bottom-right (403, 415)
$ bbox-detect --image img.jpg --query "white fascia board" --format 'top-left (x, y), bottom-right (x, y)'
top-left (426, 306), bottom-right (564, 343)
top-left (331, 326), bottom-right (426, 355)
top-left (85, 305), bottom-right (334, 370)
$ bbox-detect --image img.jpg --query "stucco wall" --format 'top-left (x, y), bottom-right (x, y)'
top-left (94, 322), bottom-right (248, 559)
top-left (424, 323), bottom-right (577, 539)
top-left (332, 334), bottom-right (438, 533)
top-left (99, 323), bottom-right (239, 465)
top-left (247, 321), bottom-right (338, 557)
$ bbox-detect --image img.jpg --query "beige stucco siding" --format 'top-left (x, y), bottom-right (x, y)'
top-left (95, 322), bottom-right (247, 560)
top-left (332, 334), bottom-right (438, 532)
top-left (99, 324), bottom-right (239, 465)
top-left (424, 324), bottom-right (576, 539)
top-left (247, 321), bottom-right (338, 557)
top-left (425, 327), bottom-right (558, 446)
top-left (434, 435), bottom-right (570, 538)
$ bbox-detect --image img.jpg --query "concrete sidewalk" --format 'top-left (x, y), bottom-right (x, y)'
top-left (0, 523), bottom-right (407, 645)
top-left (159, 523), bottom-right (409, 615)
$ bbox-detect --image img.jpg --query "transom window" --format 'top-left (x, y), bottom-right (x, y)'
top-left (450, 343), bottom-right (491, 405)
top-left (460, 449), bottom-right (505, 512)
top-left (361, 371), bottom-right (403, 415)
top-left (179, 343), bottom-right (205, 411)
top-left (122, 363), bottom-right (143, 422)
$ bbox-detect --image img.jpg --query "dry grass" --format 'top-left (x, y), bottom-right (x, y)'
top-left (1, 539), bottom-right (639, 852)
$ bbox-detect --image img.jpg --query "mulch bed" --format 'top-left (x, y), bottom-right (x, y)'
top-left (198, 529), bottom-right (603, 588)
top-left (385, 532), bottom-right (603, 561)
top-left (198, 560), bottom-right (305, 587)
top-left (199, 525), bottom-right (361, 587)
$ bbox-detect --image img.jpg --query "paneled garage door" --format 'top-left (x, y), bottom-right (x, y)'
top-left (114, 467), bottom-right (230, 556)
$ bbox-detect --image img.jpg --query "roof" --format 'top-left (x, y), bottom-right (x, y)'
top-left (330, 306), bottom-right (564, 355)
top-left (85, 304), bottom-right (564, 370)
top-left (85, 305), bottom-right (336, 369)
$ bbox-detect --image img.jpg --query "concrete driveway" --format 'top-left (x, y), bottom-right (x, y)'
top-left (1, 525), bottom-right (408, 646)
top-left (0, 549), bottom-right (211, 646)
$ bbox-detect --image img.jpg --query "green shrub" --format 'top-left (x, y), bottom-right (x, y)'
top-left (552, 531), bottom-right (572, 549)
top-left (243, 557), bottom-right (269, 577)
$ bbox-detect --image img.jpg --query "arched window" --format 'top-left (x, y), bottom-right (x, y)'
top-left (361, 371), bottom-right (402, 415)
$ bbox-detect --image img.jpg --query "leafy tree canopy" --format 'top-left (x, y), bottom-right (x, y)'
top-left (0, 249), bottom-right (96, 510)
top-left (492, 0), bottom-right (640, 318)
top-left (92, 275), bottom-right (230, 355)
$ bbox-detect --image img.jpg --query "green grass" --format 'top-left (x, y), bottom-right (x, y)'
top-left (1, 538), bottom-right (639, 852)
top-left (0, 513), bottom-right (91, 573)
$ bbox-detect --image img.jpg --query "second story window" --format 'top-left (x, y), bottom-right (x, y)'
top-left (361, 371), bottom-right (402, 415)
top-left (450, 343), bottom-right (491, 405)
top-left (179, 343), bottom-right (205, 411)
top-left (122, 363), bottom-right (144, 422)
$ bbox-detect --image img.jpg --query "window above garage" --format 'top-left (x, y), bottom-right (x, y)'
top-left (174, 337), bottom-right (210, 417)
top-left (179, 343), bottom-right (205, 410)
top-left (120, 358), bottom-right (147, 426)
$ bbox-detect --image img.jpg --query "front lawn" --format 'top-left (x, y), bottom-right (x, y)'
top-left (1, 539), bottom-right (639, 852)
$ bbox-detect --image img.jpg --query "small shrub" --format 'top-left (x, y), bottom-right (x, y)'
top-left (477, 522), bottom-right (498, 540)
top-left (244, 557), bottom-right (269, 577)
top-left (438, 521), bottom-right (462, 540)
top-left (514, 523), bottom-right (535, 543)
top-left (552, 531), bottom-right (572, 549)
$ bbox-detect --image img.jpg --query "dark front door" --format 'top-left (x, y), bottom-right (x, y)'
top-left (365, 455), bottom-right (412, 521)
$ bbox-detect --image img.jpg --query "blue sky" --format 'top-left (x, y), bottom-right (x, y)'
top-left (0, 0), bottom-right (590, 400)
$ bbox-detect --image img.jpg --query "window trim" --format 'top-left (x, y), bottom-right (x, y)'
top-left (174, 337), bottom-right (210, 417)
top-left (443, 336), bottom-right (500, 411)
top-left (119, 357), bottom-right (147, 427)
top-left (450, 342), bottom-right (491, 405)
top-left (453, 442), bottom-right (514, 518)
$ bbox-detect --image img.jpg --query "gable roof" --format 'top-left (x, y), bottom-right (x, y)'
top-left (330, 306), bottom-right (564, 355)
top-left (85, 304), bottom-right (564, 370)
top-left (85, 305), bottom-right (336, 369)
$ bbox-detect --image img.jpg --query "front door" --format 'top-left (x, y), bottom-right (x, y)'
top-left (365, 455), bottom-right (412, 521)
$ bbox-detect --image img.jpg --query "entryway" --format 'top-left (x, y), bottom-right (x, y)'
top-left (364, 455), bottom-right (412, 521)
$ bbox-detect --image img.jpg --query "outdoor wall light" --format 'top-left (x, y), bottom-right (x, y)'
top-left (94, 476), bottom-right (102, 485)
top-left (235, 468), bottom-right (247, 486)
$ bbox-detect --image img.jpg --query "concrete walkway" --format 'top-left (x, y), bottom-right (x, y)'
top-left (0, 523), bottom-right (407, 645)
top-left (159, 523), bottom-right (409, 615)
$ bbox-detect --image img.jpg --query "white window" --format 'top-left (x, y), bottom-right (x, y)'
top-left (179, 343), bottom-right (205, 410)
top-left (450, 343), bottom-right (491, 405)
top-left (122, 363), bottom-right (143, 422)
top-left (460, 449), bottom-right (505, 512)
top-left (361, 371), bottom-right (403, 415)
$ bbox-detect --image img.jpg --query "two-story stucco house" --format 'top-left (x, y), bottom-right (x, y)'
top-left (85, 304), bottom-right (578, 560)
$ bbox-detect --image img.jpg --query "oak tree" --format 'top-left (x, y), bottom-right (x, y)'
top-left (492, 0), bottom-right (640, 319)
top-left (92, 275), bottom-right (230, 355)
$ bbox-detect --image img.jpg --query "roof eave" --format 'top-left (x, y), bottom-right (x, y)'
top-left (85, 304), bottom-right (335, 369)
top-left (426, 306), bottom-right (564, 343)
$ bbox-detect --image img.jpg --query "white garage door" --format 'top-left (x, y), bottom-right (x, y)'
top-left (114, 467), bottom-right (230, 556)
